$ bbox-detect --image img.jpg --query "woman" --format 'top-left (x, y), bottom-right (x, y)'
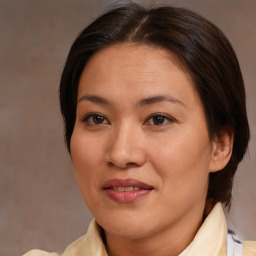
top-left (24, 3), bottom-right (255, 256)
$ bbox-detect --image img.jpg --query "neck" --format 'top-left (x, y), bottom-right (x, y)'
top-left (104, 202), bottom-right (206, 256)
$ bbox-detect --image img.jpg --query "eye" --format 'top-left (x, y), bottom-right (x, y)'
top-left (82, 113), bottom-right (109, 125)
top-left (145, 113), bottom-right (173, 126)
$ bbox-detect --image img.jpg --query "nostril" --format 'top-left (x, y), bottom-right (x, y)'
top-left (106, 146), bottom-right (146, 169)
top-left (126, 162), bottom-right (138, 167)
top-left (107, 162), bottom-right (114, 167)
top-left (107, 161), bottom-right (138, 168)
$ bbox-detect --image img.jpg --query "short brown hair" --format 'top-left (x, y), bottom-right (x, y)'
top-left (59, 3), bottom-right (250, 207)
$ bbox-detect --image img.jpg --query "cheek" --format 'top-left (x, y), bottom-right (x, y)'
top-left (70, 131), bottom-right (106, 214)
top-left (70, 131), bottom-right (102, 189)
top-left (148, 129), bottom-right (212, 188)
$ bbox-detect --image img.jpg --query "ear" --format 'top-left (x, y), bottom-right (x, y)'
top-left (209, 127), bottom-right (234, 173)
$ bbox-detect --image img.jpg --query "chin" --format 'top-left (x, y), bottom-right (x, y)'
top-left (95, 209), bottom-right (160, 240)
top-left (103, 223), bottom-right (153, 240)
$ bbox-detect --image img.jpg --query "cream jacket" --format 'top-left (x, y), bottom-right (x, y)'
top-left (23, 203), bottom-right (256, 256)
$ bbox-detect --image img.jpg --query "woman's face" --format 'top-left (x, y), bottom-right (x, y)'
top-left (71, 44), bottom-right (217, 240)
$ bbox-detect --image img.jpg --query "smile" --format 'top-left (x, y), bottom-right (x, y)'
top-left (103, 179), bottom-right (154, 203)
top-left (112, 186), bottom-right (140, 191)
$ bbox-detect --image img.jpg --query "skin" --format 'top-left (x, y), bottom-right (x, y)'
top-left (70, 44), bottom-right (233, 256)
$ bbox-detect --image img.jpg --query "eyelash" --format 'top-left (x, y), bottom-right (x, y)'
top-left (145, 113), bottom-right (174, 126)
top-left (81, 113), bottom-right (109, 125)
top-left (81, 113), bottom-right (174, 126)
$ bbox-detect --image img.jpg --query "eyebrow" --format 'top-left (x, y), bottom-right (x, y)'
top-left (138, 95), bottom-right (185, 107)
top-left (77, 94), bottom-right (185, 107)
top-left (77, 94), bottom-right (111, 105)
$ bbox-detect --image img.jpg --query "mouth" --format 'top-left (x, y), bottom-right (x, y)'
top-left (102, 179), bottom-right (154, 203)
top-left (111, 186), bottom-right (141, 191)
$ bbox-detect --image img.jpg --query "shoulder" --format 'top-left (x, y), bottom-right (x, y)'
top-left (62, 235), bottom-right (87, 255)
top-left (22, 220), bottom-right (106, 256)
top-left (22, 235), bottom-right (87, 256)
top-left (22, 249), bottom-right (59, 256)
top-left (243, 241), bottom-right (256, 256)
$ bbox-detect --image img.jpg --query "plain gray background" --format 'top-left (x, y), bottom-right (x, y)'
top-left (0, 0), bottom-right (255, 255)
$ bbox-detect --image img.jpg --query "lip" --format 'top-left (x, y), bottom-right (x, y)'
top-left (102, 179), bottom-right (154, 203)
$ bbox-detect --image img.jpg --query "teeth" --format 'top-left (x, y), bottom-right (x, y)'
top-left (113, 186), bottom-right (140, 191)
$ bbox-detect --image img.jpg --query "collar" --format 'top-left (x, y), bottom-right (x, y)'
top-left (179, 202), bottom-right (227, 256)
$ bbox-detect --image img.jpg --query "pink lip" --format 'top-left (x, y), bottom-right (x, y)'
top-left (102, 179), bottom-right (154, 203)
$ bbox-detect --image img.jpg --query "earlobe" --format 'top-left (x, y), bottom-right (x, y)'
top-left (209, 127), bottom-right (234, 173)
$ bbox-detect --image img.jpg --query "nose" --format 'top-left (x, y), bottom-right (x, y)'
top-left (106, 124), bottom-right (146, 169)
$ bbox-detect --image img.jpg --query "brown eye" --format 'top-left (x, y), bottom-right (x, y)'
top-left (93, 115), bottom-right (105, 124)
top-left (152, 116), bottom-right (165, 125)
top-left (82, 113), bottom-right (109, 125)
top-left (146, 114), bottom-right (173, 126)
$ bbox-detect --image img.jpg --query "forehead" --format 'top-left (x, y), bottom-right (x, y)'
top-left (81, 43), bottom-right (189, 80)
top-left (78, 43), bottom-right (199, 106)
